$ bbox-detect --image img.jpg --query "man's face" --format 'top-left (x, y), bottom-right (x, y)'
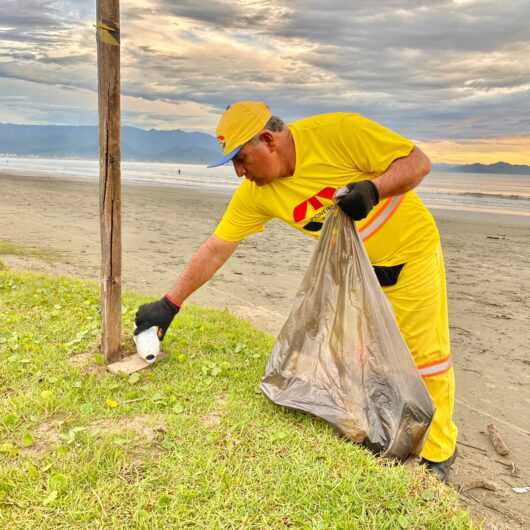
top-left (232, 134), bottom-right (284, 186)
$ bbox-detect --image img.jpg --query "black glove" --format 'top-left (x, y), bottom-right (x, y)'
top-left (134, 296), bottom-right (179, 340)
top-left (336, 180), bottom-right (379, 221)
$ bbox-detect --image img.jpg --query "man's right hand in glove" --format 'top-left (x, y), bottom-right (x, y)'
top-left (134, 296), bottom-right (179, 340)
top-left (336, 180), bottom-right (380, 221)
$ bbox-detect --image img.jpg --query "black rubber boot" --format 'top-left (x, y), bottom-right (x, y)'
top-left (420, 449), bottom-right (457, 483)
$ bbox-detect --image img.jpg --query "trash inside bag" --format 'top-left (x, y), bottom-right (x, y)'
top-left (261, 207), bottom-right (434, 460)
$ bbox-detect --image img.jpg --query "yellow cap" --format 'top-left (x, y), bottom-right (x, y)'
top-left (208, 101), bottom-right (272, 167)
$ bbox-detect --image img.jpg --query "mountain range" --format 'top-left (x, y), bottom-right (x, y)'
top-left (0, 123), bottom-right (219, 164)
top-left (433, 162), bottom-right (530, 175)
top-left (1, 123), bottom-right (529, 174)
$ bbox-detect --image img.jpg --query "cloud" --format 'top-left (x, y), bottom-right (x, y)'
top-left (0, 1), bottom-right (97, 92)
top-left (0, 77), bottom-right (97, 125)
top-left (150, 0), bottom-right (281, 30)
top-left (2, 0), bottom-right (72, 45)
top-left (122, 0), bottom-right (530, 141)
top-left (1, 0), bottom-right (529, 155)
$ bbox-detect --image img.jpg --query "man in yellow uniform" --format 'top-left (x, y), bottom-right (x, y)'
top-left (135, 101), bottom-right (458, 481)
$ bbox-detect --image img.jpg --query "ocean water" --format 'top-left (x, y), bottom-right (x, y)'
top-left (0, 157), bottom-right (239, 191)
top-left (1, 156), bottom-right (529, 217)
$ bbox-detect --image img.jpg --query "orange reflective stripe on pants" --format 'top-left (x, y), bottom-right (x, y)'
top-left (417, 356), bottom-right (453, 378)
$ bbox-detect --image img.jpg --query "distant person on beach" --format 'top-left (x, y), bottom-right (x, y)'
top-left (135, 101), bottom-right (458, 481)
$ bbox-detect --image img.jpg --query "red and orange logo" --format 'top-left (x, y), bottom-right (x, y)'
top-left (292, 187), bottom-right (336, 223)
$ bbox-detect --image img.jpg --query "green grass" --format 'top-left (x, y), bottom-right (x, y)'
top-left (0, 271), bottom-right (475, 529)
top-left (0, 240), bottom-right (60, 263)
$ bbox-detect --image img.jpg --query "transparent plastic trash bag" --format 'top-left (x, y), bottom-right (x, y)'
top-left (261, 207), bottom-right (434, 460)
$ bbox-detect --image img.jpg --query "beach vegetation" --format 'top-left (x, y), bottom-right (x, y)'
top-left (0, 270), bottom-right (475, 529)
top-left (0, 240), bottom-right (61, 263)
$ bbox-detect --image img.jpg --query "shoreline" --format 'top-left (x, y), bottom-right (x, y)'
top-left (0, 169), bottom-right (236, 196)
top-left (2, 167), bottom-right (530, 217)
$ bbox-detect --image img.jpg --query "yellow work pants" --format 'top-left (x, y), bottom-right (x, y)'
top-left (382, 244), bottom-right (458, 462)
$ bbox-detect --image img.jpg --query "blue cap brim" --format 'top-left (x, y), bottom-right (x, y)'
top-left (206, 146), bottom-right (241, 168)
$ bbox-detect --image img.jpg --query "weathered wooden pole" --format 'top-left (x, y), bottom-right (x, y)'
top-left (96, 0), bottom-right (122, 362)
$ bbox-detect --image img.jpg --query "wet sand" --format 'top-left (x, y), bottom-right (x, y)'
top-left (1, 171), bottom-right (530, 529)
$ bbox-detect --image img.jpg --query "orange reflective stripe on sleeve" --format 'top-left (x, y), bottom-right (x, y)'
top-left (417, 356), bottom-right (452, 378)
top-left (359, 195), bottom-right (404, 241)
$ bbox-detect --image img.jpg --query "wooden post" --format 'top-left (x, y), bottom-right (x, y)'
top-left (96, 0), bottom-right (122, 363)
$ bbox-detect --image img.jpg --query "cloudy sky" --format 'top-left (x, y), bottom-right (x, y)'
top-left (2, 0), bottom-right (529, 163)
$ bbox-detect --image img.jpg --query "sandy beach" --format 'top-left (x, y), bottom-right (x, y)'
top-left (1, 171), bottom-right (529, 528)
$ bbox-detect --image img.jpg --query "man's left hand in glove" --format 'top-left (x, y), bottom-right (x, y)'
top-left (336, 180), bottom-right (380, 221)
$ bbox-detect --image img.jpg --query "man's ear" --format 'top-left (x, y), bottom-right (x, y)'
top-left (259, 131), bottom-right (275, 151)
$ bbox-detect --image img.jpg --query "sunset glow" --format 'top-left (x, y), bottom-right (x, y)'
top-left (417, 136), bottom-right (530, 165)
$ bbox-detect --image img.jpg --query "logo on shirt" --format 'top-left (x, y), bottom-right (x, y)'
top-left (293, 187), bottom-right (336, 231)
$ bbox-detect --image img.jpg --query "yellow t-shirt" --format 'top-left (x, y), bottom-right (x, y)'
top-left (214, 113), bottom-right (440, 265)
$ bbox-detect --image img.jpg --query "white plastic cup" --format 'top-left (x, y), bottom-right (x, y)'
top-left (133, 326), bottom-right (160, 364)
